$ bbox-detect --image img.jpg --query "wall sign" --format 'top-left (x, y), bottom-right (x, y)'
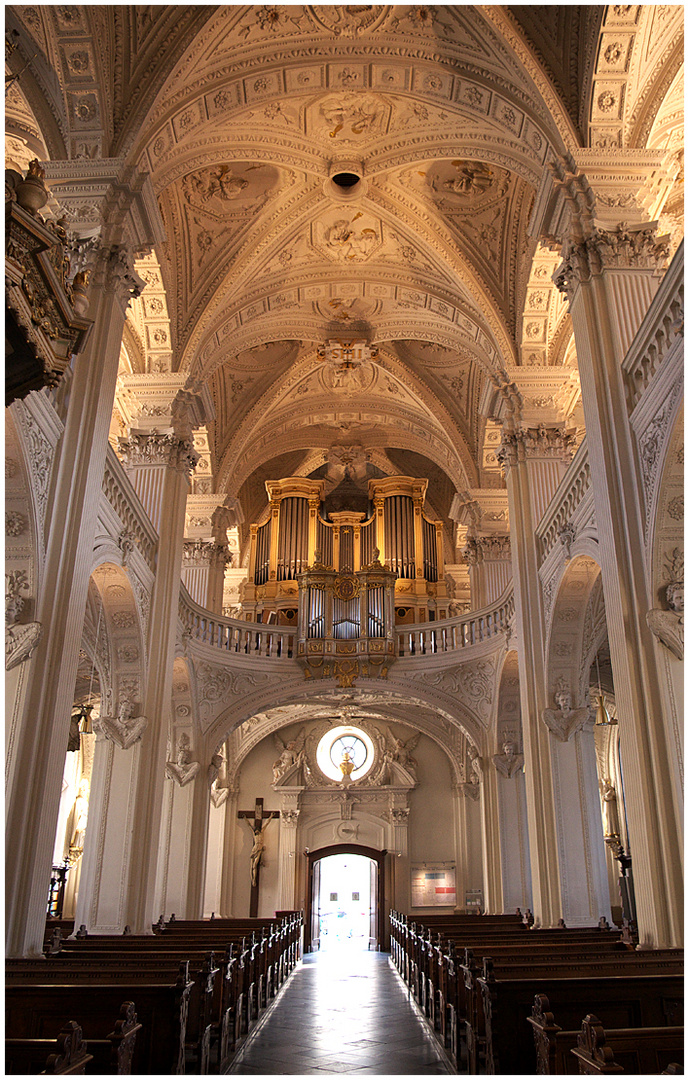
top-left (411, 864), bottom-right (456, 907)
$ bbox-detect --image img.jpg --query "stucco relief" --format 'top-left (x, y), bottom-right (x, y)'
top-left (307, 93), bottom-right (390, 142)
top-left (413, 659), bottom-right (495, 723)
top-left (311, 212), bottom-right (383, 264)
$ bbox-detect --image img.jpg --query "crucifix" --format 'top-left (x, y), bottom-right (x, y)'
top-left (237, 797), bottom-right (280, 917)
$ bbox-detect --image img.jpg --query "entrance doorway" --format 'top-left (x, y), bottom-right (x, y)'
top-left (315, 853), bottom-right (374, 951)
top-left (305, 844), bottom-right (386, 952)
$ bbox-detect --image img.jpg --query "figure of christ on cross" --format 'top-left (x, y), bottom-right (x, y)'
top-left (237, 797), bottom-right (280, 917)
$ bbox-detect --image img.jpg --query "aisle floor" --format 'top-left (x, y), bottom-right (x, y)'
top-left (228, 949), bottom-right (453, 1075)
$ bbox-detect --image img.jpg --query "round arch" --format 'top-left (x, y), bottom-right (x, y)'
top-left (304, 843), bottom-right (387, 952)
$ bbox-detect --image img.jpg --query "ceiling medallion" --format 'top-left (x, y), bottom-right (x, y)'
top-left (317, 338), bottom-right (378, 370)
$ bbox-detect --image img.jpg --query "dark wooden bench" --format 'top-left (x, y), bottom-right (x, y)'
top-left (528, 994), bottom-right (684, 1074)
top-left (33, 913), bottom-right (303, 1071)
top-left (42, 933), bottom-right (267, 1059)
top-left (6, 1021), bottom-right (93, 1075)
top-left (8, 953), bottom-right (219, 1074)
top-left (6, 972), bottom-right (191, 1074)
top-left (6, 1004), bottom-right (141, 1075)
top-left (478, 971), bottom-right (683, 1074)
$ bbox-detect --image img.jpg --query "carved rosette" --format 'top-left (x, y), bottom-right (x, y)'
top-left (117, 433), bottom-right (200, 478)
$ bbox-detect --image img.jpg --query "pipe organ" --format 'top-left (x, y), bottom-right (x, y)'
top-left (241, 476), bottom-right (450, 627)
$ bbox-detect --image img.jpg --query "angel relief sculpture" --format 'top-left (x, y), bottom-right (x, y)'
top-left (165, 733), bottom-right (200, 787)
top-left (272, 728), bottom-right (306, 785)
top-left (647, 548), bottom-right (683, 660)
top-left (95, 700), bottom-right (148, 750)
top-left (541, 685), bottom-right (589, 742)
top-left (209, 747), bottom-right (230, 808)
top-left (368, 727), bottom-right (420, 786)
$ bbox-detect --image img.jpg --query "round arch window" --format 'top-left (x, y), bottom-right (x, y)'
top-left (316, 725), bottom-right (376, 782)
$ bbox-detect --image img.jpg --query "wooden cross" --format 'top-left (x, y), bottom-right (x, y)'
top-left (237, 797), bottom-right (280, 917)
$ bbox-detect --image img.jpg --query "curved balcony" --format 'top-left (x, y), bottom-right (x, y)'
top-left (178, 585), bottom-right (514, 665)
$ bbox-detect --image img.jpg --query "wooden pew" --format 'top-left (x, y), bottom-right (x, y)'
top-left (6, 1004), bottom-right (141, 1075)
top-left (528, 995), bottom-right (684, 1074)
top-left (33, 913), bottom-right (303, 1071)
top-left (390, 912), bottom-right (684, 1075)
top-left (44, 932), bottom-right (265, 1059)
top-left (465, 953), bottom-right (683, 1073)
top-left (477, 970), bottom-right (683, 1074)
top-left (6, 1021), bottom-right (93, 1075)
top-left (8, 952), bottom-right (219, 1074)
top-left (6, 969), bottom-right (192, 1075)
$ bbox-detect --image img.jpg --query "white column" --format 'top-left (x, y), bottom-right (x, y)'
top-left (118, 432), bottom-right (199, 933)
top-left (541, 157), bottom-right (683, 946)
top-left (181, 541), bottom-right (230, 610)
top-left (495, 767), bottom-right (532, 913)
top-left (549, 729), bottom-right (612, 926)
top-left (73, 733), bottom-right (141, 932)
top-left (498, 431), bottom-right (573, 926)
top-left (276, 799), bottom-right (301, 911)
top-left (220, 788), bottom-right (240, 916)
top-left (5, 164), bottom-right (162, 956)
top-left (479, 765), bottom-right (503, 913)
top-left (185, 754), bottom-right (212, 918)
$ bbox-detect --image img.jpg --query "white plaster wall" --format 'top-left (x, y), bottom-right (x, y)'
top-left (408, 736), bottom-right (477, 913)
top-left (497, 772), bottom-right (532, 911)
top-left (203, 799), bottom-right (227, 917)
top-left (75, 738), bottom-right (140, 932)
top-left (551, 732), bottom-right (612, 926)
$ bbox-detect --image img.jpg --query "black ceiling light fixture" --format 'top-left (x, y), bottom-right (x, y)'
top-left (331, 171), bottom-right (360, 189)
top-left (326, 161), bottom-right (366, 200)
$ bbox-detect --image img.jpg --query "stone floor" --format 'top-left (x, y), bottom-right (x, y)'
top-left (228, 948), bottom-right (453, 1075)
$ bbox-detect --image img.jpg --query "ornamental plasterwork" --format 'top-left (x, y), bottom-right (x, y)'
top-left (411, 658), bottom-right (496, 724)
top-left (126, 252), bottom-right (173, 374)
top-left (637, 382), bottom-right (683, 539)
top-left (173, 178), bottom-right (516, 375)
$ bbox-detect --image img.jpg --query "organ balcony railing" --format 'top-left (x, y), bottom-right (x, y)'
top-left (241, 475), bottom-right (450, 625)
top-left (295, 550), bottom-right (398, 685)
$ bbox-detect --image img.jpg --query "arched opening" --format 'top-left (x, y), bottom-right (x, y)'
top-left (304, 844), bottom-right (386, 953)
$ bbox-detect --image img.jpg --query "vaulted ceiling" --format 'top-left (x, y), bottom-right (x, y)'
top-left (7, 4), bottom-right (684, 541)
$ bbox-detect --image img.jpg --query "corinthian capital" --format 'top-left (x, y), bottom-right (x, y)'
top-left (554, 226), bottom-right (669, 298)
top-left (498, 425), bottom-right (577, 469)
top-left (182, 540), bottom-right (231, 569)
top-left (118, 432), bottom-right (199, 476)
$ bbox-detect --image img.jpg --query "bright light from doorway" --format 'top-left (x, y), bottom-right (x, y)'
top-left (317, 853), bottom-right (374, 951)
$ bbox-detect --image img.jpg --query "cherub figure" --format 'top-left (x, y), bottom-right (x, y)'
top-left (272, 728), bottom-right (306, 783)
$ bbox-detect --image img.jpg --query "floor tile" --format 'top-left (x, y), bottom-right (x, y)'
top-left (228, 952), bottom-right (452, 1075)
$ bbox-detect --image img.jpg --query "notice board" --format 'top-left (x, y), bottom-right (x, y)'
top-left (411, 864), bottom-right (457, 907)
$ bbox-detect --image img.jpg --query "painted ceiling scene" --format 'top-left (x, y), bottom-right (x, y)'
top-left (6, 4), bottom-right (683, 563)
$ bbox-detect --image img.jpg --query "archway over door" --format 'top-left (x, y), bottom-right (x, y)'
top-left (304, 844), bottom-right (386, 952)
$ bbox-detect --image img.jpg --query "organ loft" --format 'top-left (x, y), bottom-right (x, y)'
top-left (4, 4), bottom-right (683, 1076)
